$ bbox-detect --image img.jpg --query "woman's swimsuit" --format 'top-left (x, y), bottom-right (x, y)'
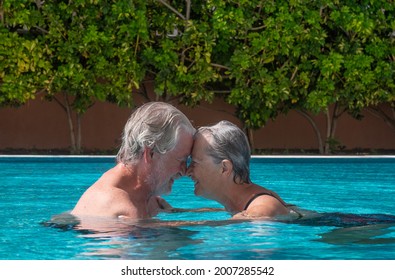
top-left (243, 192), bottom-right (288, 210)
top-left (244, 192), bottom-right (303, 218)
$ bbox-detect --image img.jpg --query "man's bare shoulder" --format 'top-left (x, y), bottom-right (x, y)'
top-left (71, 182), bottom-right (134, 218)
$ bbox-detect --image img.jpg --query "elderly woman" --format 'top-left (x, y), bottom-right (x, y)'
top-left (187, 120), bottom-right (299, 219)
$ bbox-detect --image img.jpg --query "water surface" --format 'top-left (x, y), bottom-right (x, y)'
top-left (0, 156), bottom-right (394, 260)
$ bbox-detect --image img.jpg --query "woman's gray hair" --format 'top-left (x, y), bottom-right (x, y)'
top-left (117, 102), bottom-right (195, 164)
top-left (197, 120), bottom-right (251, 184)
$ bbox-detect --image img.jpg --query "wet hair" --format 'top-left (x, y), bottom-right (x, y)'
top-left (116, 102), bottom-right (195, 164)
top-left (197, 120), bottom-right (251, 184)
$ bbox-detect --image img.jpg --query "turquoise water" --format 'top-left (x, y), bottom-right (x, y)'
top-left (0, 156), bottom-right (394, 260)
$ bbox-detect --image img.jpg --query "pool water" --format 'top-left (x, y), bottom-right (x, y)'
top-left (0, 156), bottom-right (394, 260)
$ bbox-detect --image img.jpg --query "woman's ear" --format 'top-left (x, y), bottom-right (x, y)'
top-left (221, 159), bottom-right (233, 176)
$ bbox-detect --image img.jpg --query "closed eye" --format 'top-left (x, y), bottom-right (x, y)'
top-left (188, 158), bottom-right (198, 168)
top-left (177, 155), bottom-right (191, 166)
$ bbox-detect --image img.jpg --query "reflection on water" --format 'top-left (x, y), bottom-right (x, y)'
top-left (43, 213), bottom-right (201, 259)
top-left (77, 226), bottom-right (201, 259)
top-left (287, 210), bottom-right (395, 245)
top-left (42, 210), bottom-right (395, 259)
top-left (318, 224), bottom-right (395, 245)
top-left (293, 212), bottom-right (395, 228)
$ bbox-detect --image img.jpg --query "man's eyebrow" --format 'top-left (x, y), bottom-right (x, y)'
top-left (177, 155), bottom-right (190, 161)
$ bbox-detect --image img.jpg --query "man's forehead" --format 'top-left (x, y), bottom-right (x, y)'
top-left (175, 130), bottom-right (194, 154)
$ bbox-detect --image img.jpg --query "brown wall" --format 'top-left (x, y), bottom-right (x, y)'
top-left (0, 95), bottom-right (394, 153)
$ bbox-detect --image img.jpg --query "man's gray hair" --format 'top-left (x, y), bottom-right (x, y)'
top-left (197, 120), bottom-right (251, 184)
top-left (117, 102), bottom-right (195, 164)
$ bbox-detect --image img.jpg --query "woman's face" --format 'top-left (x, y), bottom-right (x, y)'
top-left (187, 133), bottom-right (222, 198)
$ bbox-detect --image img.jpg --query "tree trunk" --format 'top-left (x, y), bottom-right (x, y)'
top-left (76, 112), bottom-right (82, 154)
top-left (62, 93), bottom-right (77, 154)
top-left (245, 127), bottom-right (255, 153)
top-left (296, 109), bottom-right (324, 154)
top-left (53, 92), bottom-right (81, 154)
top-left (324, 108), bottom-right (332, 154)
top-left (324, 103), bottom-right (345, 154)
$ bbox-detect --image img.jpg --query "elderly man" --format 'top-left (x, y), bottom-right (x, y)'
top-left (71, 102), bottom-right (195, 219)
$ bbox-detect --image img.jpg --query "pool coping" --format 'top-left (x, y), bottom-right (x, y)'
top-left (1, 154), bottom-right (395, 158)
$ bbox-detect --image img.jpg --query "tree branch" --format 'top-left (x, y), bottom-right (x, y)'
top-left (181, 56), bottom-right (231, 71)
top-left (290, 66), bottom-right (298, 81)
top-left (0, 7), bottom-right (4, 25)
top-left (52, 94), bottom-right (67, 113)
top-left (33, 25), bottom-right (49, 34)
top-left (210, 63), bottom-right (231, 71)
top-left (365, 106), bottom-right (395, 131)
top-left (335, 106), bottom-right (347, 119)
top-left (35, 0), bottom-right (45, 9)
top-left (296, 109), bottom-right (324, 154)
top-left (156, 0), bottom-right (186, 20)
top-left (16, 26), bottom-right (49, 35)
top-left (185, 0), bottom-right (191, 20)
top-left (249, 25), bottom-right (266, 31)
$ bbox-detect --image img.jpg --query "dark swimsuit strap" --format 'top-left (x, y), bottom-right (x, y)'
top-left (243, 192), bottom-right (303, 219)
top-left (244, 192), bottom-right (287, 211)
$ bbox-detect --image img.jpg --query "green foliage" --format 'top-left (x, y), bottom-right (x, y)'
top-left (1, 0), bottom-right (394, 129)
top-left (304, 0), bottom-right (395, 116)
top-left (0, 28), bottom-right (49, 105)
top-left (224, 0), bottom-right (394, 127)
top-left (1, 0), bottom-right (148, 111)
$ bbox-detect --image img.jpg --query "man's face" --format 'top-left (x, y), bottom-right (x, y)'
top-left (187, 133), bottom-right (222, 199)
top-left (150, 129), bottom-right (194, 195)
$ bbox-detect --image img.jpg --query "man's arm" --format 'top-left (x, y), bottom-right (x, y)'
top-left (150, 196), bottom-right (224, 213)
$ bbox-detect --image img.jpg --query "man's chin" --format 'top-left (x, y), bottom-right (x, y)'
top-left (163, 188), bottom-right (172, 195)
top-left (161, 180), bottom-right (174, 195)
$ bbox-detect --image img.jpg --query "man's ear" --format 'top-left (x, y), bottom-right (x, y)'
top-left (221, 159), bottom-right (233, 176)
top-left (143, 147), bottom-right (154, 163)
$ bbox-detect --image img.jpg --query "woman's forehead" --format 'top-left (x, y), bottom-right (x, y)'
top-left (192, 134), bottom-right (212, 158)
